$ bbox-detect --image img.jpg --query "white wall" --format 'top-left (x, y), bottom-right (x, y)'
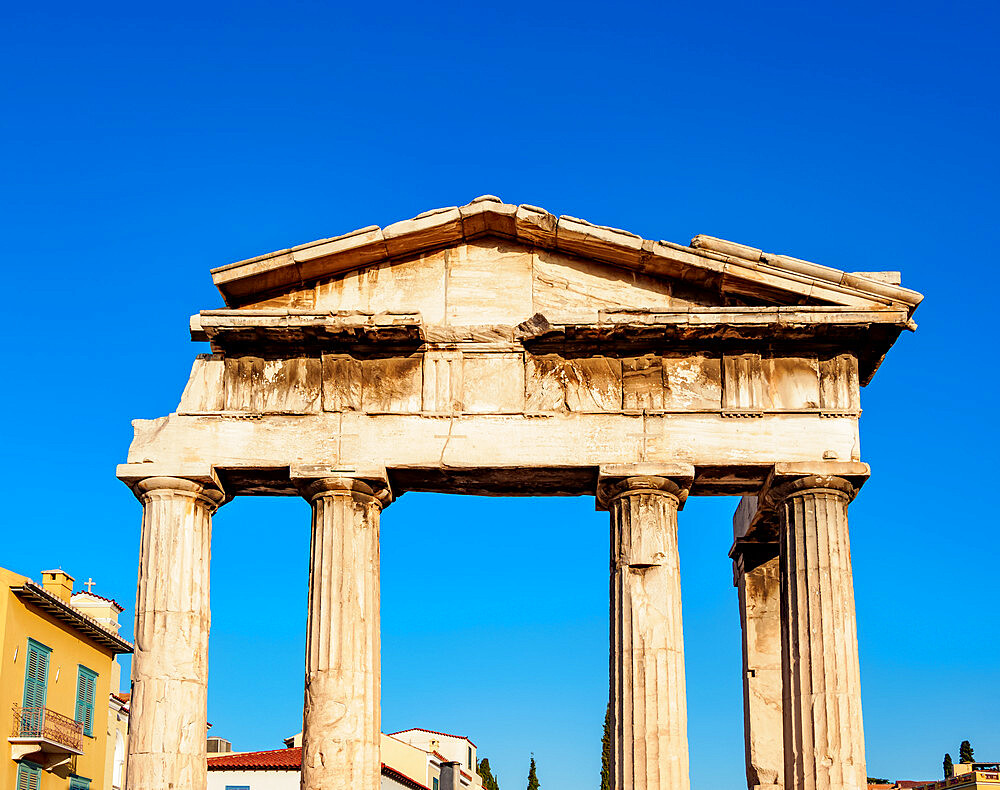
top-left (207, 770), bottom-right (297, 790)
top-left (209, 769), bottom-right (423, 790)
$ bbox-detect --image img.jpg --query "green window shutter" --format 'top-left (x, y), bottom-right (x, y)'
top-left (75, 666), bottom-right (98, 737)
top-left (22, 639), bottom-right (51, 734)
top-left (69, 776), bottom-right (92, 790)
top-left (16, 762), bottom-right (41, 790)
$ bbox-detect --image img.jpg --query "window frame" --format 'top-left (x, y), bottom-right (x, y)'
top-left (16, 761), bottom-right (42, 790)
top-left (22, 639), bottom-right (51, 711)
top-left (75, 665), bottom-right (99, 737)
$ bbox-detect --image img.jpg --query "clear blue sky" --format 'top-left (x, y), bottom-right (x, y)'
top-left (1, 1), bottom-right (997, 788)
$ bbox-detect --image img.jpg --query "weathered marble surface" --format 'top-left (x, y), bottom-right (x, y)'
top-left (299, 476), bottom-right (387, 790)
top-left (600, 470), bottom-right (692, 790)
top-left (774, 476), bottom-right (868, 790)
top-left (125, 476), bottom-right (223, 790)
top-left (737, 556), bottom-right (784, 790)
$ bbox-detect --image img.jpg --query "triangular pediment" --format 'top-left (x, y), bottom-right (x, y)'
top-left (210, 196), bottom-right (923, 323)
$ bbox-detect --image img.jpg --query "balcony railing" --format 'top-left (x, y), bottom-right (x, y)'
top-left (10, 704), bottom-right (83, 753)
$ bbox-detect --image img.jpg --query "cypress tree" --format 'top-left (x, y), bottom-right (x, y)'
top-left (960, 741), bottom-right (975, 764)
top-left (601, 703), bottom-right (611, 790)
top-left (478, 758), bottom-right (500, 790)
top-left (527, 755), bottom-right (540, 790)
top-left (944, 753), bottom-right (954, 778)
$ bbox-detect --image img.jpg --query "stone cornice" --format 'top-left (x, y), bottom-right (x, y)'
top-left (190, 307), bottom-right (913, 383)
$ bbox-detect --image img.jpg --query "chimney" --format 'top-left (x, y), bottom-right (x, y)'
top-left (41, 569), bottom-right (75, 602)
top-left (440, 761), bottom-right (462, 790)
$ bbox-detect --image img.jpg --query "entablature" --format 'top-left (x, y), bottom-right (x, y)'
top-left (190, 306), bottom-right (911, 384)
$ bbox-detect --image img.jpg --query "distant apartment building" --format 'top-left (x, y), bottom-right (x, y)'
top-left (207, 727), bottom-right (482, 790)
top-left (1, 567), bottom-right (132, 790)
top-left (913, 763), bottom-right (1000, 790)
top-left (867, 764), bottom-right (1000, 790)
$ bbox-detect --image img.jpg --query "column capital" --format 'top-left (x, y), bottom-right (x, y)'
top-left (760, 461), bottom-right (869, 509)
top-left (290, 465), bottom-right (393, 507)
top-left (732, 462), bottom-right (869, 539)
top-left (117, 463), bottom-right (225, 509)
top-left (596, 463), bottom-right (694, 511)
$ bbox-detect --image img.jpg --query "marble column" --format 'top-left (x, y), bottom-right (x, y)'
top-left (774, 476), bottom-right (867, 790)
top-left (734, 549), bottom-right (783, 790)
top-left (127, 476), bottom-right (224, 790)
top-left (599, 474), bottom-right (691, 790)
top-left (298, 476), bottom-right (390, 790)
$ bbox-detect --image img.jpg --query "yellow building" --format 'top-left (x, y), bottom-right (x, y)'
top-left (0, 567), bottom-right (132, 790)
top-left (916, 764), bottom-right (1000, 790)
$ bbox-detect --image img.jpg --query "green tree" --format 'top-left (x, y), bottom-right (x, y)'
top-left (944, 753), bottom-right (954, 778)
top-left (960, 741), bottom-right (975, 764)
top-left (478, 758), bottom-right (500, 790)
top-left (527, 755), bottom-right (540, 790)
top-left (601, 703), bottom-right (611, 790)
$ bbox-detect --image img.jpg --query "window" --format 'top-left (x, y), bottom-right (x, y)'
top-left (75, 666), bottom-right (98, 737)
top-left (468, 745), bottom-right (473, 769)
top-left (16, 762), bottom-right (41, 790)
top-left (69, 777), bottom-right (91, 790)
top-left (433, 779), bottom-right (440, 790)
top-left (22, 640), bottom-right (50, 711)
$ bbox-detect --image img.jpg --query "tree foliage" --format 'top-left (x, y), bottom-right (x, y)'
top-left (944, 753), bottom-right (954, 778)
top-left (527, 755), bottom-right (540, 790)
top-left (960, 741), bottom-right (975, 764)
top-left (478, 758), bottom-right (500, 790)
top-left (601, 703), bottom-right (611, 790)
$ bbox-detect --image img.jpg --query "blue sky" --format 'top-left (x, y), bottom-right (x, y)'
top-left (1, 1), bottom-right (998, 788)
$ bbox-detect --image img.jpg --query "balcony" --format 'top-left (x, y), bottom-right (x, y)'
top-left (9, 705), bottom-right (83, 769)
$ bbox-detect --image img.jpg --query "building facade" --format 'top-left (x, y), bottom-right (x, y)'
top-left (207, 729), bottom-right (481, 790)
top-left (1, 567), bottom-right (132, 790)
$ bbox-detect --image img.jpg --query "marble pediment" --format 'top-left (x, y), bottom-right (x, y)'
top-left (208, 196), bottom-right (922, 325)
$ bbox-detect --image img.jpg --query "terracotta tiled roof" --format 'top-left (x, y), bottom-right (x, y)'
top-left (207, 747), bottom-right (430, 788)
top-left (392, 727), bottom-right (477, 747)
top-left (208, 746), bottom-right (302, 770)
top-left (10, 582), bottom-right (133, 654)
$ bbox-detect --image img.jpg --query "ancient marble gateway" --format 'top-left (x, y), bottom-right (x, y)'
top-left (117, 196), bottom-right (922, 790)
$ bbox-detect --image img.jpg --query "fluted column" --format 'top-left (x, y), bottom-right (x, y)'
top-left (298, 476), bottom-right (390, 790)
top-left (599, 473), bottom-right (691, 790)
top-left (774, 476), bottom-right (866, 790)
top-left (126, 476), bottom-right (224, 790)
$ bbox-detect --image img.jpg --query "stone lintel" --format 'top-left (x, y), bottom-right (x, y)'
top-left (289, 464), bottom-right (393, 506)
top-left (595, 463), bottom-right (695, 511)
top-left (116, 462), bottom-right (225, 500)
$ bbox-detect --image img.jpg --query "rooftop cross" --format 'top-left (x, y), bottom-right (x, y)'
top-left (84, 578), bottom-right (95, 593)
